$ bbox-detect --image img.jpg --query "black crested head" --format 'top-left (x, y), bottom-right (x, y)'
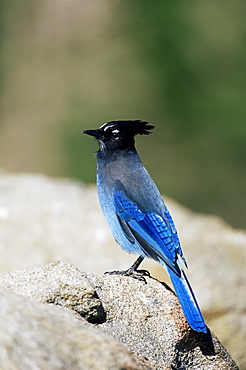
top-left (83, 120), bottom-right (155, 153)
top-left (101, 120), bottom-right (155, 136)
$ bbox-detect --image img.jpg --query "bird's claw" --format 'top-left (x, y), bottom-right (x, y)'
top-left (104, 268), bottom-right (150, 283)
top-left (136, 269), bottom-right (151, 277)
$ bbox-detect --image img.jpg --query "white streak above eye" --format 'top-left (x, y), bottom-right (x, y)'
top-left (99, 122), bottom-right (108, 129)
top-left (99, 123), bottom-right (114, 131)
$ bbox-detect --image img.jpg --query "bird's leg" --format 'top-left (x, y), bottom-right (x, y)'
top-left (105, 255), bottom-right (150, 282)
top-left (128, 256), bottom-right (151, 276)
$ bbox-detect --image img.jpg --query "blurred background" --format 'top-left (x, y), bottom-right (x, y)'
top-left (0, 0), bottom-right (246, 229)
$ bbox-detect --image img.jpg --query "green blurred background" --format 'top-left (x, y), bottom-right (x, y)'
top-left (0, 0), bottom-right (246, 229)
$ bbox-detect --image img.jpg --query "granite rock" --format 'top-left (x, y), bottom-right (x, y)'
top-left (0, 287), bottom-right (140, 370)
top-left (0, 172), bottom-right (245, 368)
top-left (0, 262), bottom-right (239, 369)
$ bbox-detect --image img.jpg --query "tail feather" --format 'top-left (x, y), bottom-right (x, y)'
top-left (167, 266), bottom-right (207, 333)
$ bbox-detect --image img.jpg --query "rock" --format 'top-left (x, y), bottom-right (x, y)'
top-left (0, 262), bottom-right (105, 324)
top-left (0, 172), bottom-right (117, 274)
top-left (0, 172), bottom-right (245, 368)
top-left (0, 262), bottom-right (239, 369)
top-left (0, 287), bottom-right (140, 370)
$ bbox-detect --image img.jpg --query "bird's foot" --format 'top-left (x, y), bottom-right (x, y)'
top-left (104, 268), bottom-right (150, 283)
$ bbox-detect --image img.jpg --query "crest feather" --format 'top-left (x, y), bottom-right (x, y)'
top-left (103, 120), bottom-right (155, 136)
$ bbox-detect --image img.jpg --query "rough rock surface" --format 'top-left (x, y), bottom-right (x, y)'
top-left (0, 172), bottom-right (245, 368)
top-left (0, 262), bottom-right (239, 369)
top-left (0, 287), bottom-right (140, 370)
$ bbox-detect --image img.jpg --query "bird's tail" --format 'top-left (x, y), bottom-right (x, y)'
top-left (167, 266), bottom-right (207, 333)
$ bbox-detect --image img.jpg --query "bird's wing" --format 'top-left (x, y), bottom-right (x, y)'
top-left (114, 189), bottom-right (185, 275)
top-left (114, 190), bottom-right (207, 333)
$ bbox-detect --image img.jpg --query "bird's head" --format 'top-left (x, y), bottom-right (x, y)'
top-left (83, 120), bottom-right (155, 152)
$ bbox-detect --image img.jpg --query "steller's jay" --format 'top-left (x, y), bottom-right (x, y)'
top-left (84, 120), bottom-right (207, 333)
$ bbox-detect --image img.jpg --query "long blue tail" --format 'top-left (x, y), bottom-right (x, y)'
top-left (167, 266), bottom-right (207, 333)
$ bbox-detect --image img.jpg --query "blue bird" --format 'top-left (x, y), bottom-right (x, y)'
top-left (84, 120), bottom-right (207, 333)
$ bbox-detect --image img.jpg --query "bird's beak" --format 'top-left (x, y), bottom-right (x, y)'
top-left (83, 129), bottom-right (101, 139)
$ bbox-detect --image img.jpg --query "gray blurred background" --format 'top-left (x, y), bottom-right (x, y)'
top-left (0, 0), bottom-right (246, 229)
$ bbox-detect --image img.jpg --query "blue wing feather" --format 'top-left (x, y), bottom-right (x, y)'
top-left (114, 189), bottom-right (207, 333)
top-left (114, 190), bottom-right (181, 273)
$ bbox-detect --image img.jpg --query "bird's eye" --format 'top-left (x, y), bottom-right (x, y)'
top-left (111, 129), bottom-right (119, 139)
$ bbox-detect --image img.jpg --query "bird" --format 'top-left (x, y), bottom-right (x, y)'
top-left (83, 120), bottom-right (207, 333)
